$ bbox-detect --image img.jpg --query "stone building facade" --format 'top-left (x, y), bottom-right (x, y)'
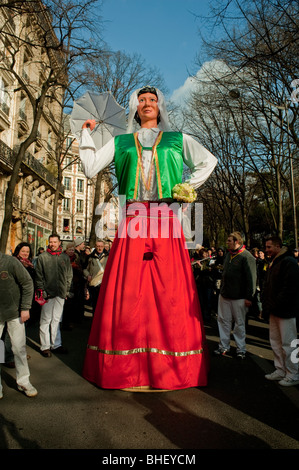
top-left (0, 2), bottom-right (64, 253)
top-left (0, 2), bottom-right (118, 253)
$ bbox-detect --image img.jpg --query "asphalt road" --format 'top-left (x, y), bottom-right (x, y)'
top-left (1, 312), bottom-right (299, 452)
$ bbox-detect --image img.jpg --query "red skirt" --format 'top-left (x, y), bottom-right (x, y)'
top-left (82, 202), bottom-right (209, 390)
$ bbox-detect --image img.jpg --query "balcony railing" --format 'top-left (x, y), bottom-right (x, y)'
top-left (31, 202), bottom-right (50, 219)
top-left (0, 140), bottom-right (64, 196)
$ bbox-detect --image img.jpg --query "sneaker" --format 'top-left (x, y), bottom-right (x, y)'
top-left (265, 370), bottom-right (285, 381)
top-left (17, 383), bottom-right (38, 397)
top-left (278, 377), bottom-right (299, 387)
top-left (237, 352), bottom-right (246, 360)
top-left (40, 349), bottom-right (52, 357)
top-left (214, 348), bottom-right (229, 356)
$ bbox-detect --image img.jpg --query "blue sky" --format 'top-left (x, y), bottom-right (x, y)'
top-left (100, 0), bottom-right (213, 99)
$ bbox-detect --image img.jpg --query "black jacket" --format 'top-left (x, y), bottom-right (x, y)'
top-left (262, 248), bottom-right (299, 319)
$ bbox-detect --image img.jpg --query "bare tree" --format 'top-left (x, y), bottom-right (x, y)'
top-left (0, 1), bottom-right (64, 250)
top-left (36, 0), bottom-right (107, 232)
top-left (0, 0), bottom-right (104, 250)
top-left (80, 49), bottom-right (167, 108)
top-left (182, 0), bottom-right (299, 243)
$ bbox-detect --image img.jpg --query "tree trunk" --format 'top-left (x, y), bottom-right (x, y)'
top-left (52, 174), bottom-right (62, 234)
top-left (0, 138), bottom-right (35, 252)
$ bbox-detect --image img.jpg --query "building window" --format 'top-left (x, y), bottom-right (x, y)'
top-left (64, 176), bottom-right (71, 191)
top-left (47, 130), bottom-right (52, 151)
top-left (64, 156), bottom-right (72, 171)
top-left (0, 78), bottom-right (10, 115)
top-left (77, 179), bottom-right (84, 193)
top-left (76, 220), bottom-right (83, 234)
top-left (77, 161), bottom-right (84, 173)
top-left (65, 136), bottom-right (73, 149)
top-left (76, 199), bottom-right (84, 213)
top-left (63, 198), bottom-right (70, 211)
top-left (19, 94), bottom-right (27, 120)
top-left (63, 218), bottom-right (70, 232)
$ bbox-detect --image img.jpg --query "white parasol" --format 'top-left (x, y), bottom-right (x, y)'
top-left (70, 91), bottom-right (126, 149)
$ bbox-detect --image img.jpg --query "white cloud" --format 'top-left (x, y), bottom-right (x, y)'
top-left (170, 60), bottom-right (229, 107)
top-left (170, 76), bottom-right (196, 108)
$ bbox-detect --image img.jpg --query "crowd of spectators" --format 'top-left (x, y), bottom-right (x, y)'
top-left (1, 232), bottom-right (298, 398)
top-left (0, 235), bottom-right (112, 398)
top-left (190, 240), bottom-right (299, 326)
top-left (190, 234), bottom-right (299, 386)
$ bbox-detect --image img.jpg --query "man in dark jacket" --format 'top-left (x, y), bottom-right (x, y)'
top-left (214, 231), bottom-right (256, 359)
top-left (0, 252), bottom-right (37, 398)
top-left (83, 240), bottom-right (108, 313)
top-left (263, 236), bottom-right (299, 387)
top-left (74, 237), bottom-right (88, 269)
top-left (36, 234), bottom-right (72, 357)
top-left (73, 237), bottom-right (88, 322)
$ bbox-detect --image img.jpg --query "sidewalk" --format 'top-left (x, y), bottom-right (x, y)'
top-left (0, 314), bottom-right (298, 449)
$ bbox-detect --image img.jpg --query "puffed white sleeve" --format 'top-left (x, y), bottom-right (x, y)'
top-left (79, 128), bottom-right (115, 179)
top-left (182, 133), bottom-right (217, 188)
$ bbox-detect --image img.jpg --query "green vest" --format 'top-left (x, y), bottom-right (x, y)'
top-left (114, 131), bottom-right (184, 199)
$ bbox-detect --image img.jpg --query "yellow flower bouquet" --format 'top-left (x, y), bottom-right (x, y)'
top-left (172, 183), bottom-right (197, 203)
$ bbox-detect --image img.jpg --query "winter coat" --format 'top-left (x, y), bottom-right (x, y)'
top-left (0, 253), bottom-right (34, 322)
top-left (262, 247), bottom-right (299, 319)
top-left (35, 251), bottom-right (73, 299)
top-left (83, 250), bottom-right (108, 287)
top-left (220, 249), bottom-right (257, 300)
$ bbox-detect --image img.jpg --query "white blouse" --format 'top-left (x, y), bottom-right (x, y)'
top-left (79, 127), bottom-right (217, 200)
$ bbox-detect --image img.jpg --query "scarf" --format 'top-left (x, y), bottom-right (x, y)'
top-left (229, 244), bottom-right (246, 260)
top-left (47, 246), bottom-right (62, 256)
top-left (18, 256), bottom-right (34, 269)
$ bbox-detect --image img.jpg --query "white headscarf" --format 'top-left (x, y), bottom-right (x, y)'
top-left (127, 86), bottom-right (171, 133)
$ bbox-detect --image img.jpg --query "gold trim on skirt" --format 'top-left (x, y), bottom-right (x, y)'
top-left (87, 345), bottom-right (204, 357)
